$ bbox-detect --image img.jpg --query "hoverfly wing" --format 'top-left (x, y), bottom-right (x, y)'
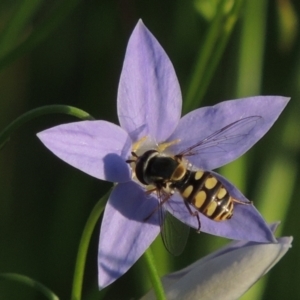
top-left (161, 210), bottom-right (190, 256)
top-left (177, 116), bottom-right (262, 158)
top-left (154, 180), bottom-right (190, 256)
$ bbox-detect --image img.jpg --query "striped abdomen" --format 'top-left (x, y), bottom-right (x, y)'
top-left (174, 170), bottom-right (234, 221)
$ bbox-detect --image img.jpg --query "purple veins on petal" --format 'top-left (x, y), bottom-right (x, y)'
top-left (203, 171), bottom-right (276, 242)
top-left (142, 234), bottom-right (292, 300)
top-left (165, 171), bottom-right (276, 243)
top-left (36, 18), bottom-right (290, 291)
top-left (37, 120), bottom-right (132, 183)
top-left (168, 96), bottom-right (289, 170)
top-left (98, 181), bottom-right (161, 288)
top-left (117, 20), bottom-right (182, 143)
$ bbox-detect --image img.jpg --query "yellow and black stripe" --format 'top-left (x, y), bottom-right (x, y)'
top-left (175, 170), bottom-right (233, 221)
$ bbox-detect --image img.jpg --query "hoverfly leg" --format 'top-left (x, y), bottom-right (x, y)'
top-left (232, 198), bottom-right (253, 205)
top-left (126, 151), bottom-right (139, 164)
top-left (143, 201), bottom-right (160, 222)
top-left (143, 189), bottom-right (171, 222)
top-left (144, 210), bottom-right (155, 222)
top-left (184, 200), bottom-right (201, 233)
top-left (145, 187), bottom-right (158, 195)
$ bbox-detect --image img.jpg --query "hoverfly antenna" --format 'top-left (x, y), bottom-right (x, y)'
top-left (131, 152), bottom-right (139, 158)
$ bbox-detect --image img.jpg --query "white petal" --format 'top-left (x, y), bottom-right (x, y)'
top-left (142, 237), bottom-right (292, 300)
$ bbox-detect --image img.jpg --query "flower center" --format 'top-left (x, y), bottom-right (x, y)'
top-left (126, 136), bottom-right (182, 190)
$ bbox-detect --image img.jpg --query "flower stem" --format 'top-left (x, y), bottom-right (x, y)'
top-left (71, 190), bottom-right (110, 300)
top-left (0, 105), bottom-right (94, 149)
top-left (143, 248), bottom-right (166, 300)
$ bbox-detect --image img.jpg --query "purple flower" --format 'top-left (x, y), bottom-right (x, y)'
top-left (37, 20), bottom-right (289, 288)
top-left (142, 223), bottom-right (292, 300)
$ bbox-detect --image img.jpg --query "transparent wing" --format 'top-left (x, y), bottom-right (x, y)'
top-left (161, 210), bottom-right (190, 256)
top-left (177, 116), bottom-right (262, 158)
top-left (157, 190), bottom-right (190, 256)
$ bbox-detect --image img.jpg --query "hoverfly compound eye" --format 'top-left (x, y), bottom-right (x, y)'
top-left (129, 117), bottom-right (256, 246)
top-left (134, 117), bottom-right (256, 237)
top-left (134, 150), bottom-right (158, 185)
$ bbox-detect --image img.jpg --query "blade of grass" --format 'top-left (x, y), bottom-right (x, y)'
top-left (0, 0), bottom-right (81, 72)
top-left (71, 190), bottom-right (110, 300)
top-left (235, 1), bottom-right (276, 299)
top-left (0, 0), bottom-right (43, 58)
top-left (0, 105), bottom-right (94, 149)
top-left (184, 0), bottom-right (244, 113)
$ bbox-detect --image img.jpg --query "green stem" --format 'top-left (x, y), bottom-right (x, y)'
top-left (183, 0), bottom-right (245, 113)
top-left (235, 0), bottom-right (268, 97)
top-left (143, 248), bottom-right (166, 300)
top-left (0, 273), bottom-right (59, 300)
top-left (220, 0), bottom-right (266, 216)
top-left (196, 0), bottom-right (244, 104)
top-left (234, 1), bottom-right (268, 300)
top-left (0, 105), bottom-right (94, 148)
top-left (71, 190), bottom-right (110, 300)
top-left (184, 0), bottom-right (228, 113)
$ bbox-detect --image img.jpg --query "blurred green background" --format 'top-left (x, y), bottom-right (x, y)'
top-left (0, 0), bottom-right (299, 299)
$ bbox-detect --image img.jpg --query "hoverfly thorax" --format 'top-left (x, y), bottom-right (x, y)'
top-left (126, 116), bottom-right (258, 254)
top-left (133, 149), bottom-right (186, 187)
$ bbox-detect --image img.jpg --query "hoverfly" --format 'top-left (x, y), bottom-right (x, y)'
top-left (127, 116), bottom-right (261, 255)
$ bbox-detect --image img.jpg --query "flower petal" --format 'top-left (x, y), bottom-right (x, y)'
top-left (98, 181), bottom-right (160, 288)
top-left (142, 235), bottom-right (292, 300)
top-left (117, 20), bottom-right (182, 143)
top-left (194, 222), bottom-right (282, 265)
top-left (165, 172), bottom-right (275, 242)
top-left (168, 96), bottom-right (289, 170)
top-left (37, 121), bottom-right (132, 182)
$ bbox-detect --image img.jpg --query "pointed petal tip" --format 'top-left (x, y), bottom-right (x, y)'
top-left (37, 121), bottom-right (132, 182)
top-left (271, 95), bottom-right (290, 106)
top-left (132, 19), bottom-right (147, 37)
top-left (137, 19), bottom-right (145, 26)
top-left (118, 18), bottom-right (182, 142)
top-left (98, 182), bottom-right (160, 289)
top-left (286, 236), bottom-right (293, 247)
top-left (273, 95), bottom-right (290, 101)
top-left (142, 230), bottom-right (292, 300)
top-left (169, 95), bottom-right (290, 170)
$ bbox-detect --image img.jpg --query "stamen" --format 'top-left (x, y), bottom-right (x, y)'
top-left (157, 139), bottom-right (181, 152)
top-left (132, 136), bottom-right (148, 152)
